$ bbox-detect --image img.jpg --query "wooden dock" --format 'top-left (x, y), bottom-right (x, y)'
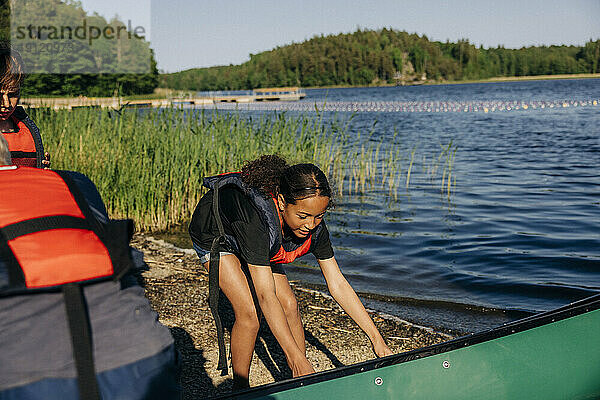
top-left (21, 87), bottom-right (306, 110)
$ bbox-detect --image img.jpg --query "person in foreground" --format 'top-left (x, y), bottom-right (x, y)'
top-left (0, 136), bottom-right (179, 400)
top-left (189, 154), bottom-right (392, 389)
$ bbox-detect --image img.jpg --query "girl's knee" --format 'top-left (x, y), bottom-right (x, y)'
top-left (235, 306), bottom-right (260, 332)
top-left (280, 296), bottom-right (300, 320)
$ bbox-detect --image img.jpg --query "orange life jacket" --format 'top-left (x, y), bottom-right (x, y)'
top-left (0, 166), bottom-right (133, 400)
top-left (1, 106), bottom-right (44, 168)
top-left (269, 197), bottom-right (313, 263)
top-left (0, 166), bottom-right (133, 292)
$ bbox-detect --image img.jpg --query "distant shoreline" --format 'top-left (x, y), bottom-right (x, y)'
top-left (301, 73), bottom-right (600, 90)
top-left (154, 73), bottom-right (600, 96)
top-left (438, 73), bottom-right (600, 85)
top-left (21, 73), bottom-right (600, 102)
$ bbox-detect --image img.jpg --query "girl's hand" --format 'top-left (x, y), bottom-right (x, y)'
top-left (317, 257), bottom-right (394, 359)
top-left (372, 339), bottom-right (393, 358)
top-left (42, 152), bottom-right (51, 169)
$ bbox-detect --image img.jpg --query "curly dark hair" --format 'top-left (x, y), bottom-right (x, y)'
top-left (241, 154), bottom-right (333, 205)
top-left (241, 154), bottom-right (289, 197)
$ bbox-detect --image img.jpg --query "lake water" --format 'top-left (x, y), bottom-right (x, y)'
top-left (180, 79), bottom-right (600, 334)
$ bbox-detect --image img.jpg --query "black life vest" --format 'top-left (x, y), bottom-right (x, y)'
top-left (0, 166), bottom-right (134, 400)
top-left (203, 172), bottom-right (322, 264)
top-left (1, 106), bottom-right (44, 168)
top-left (202, 172), bottom-right (323, 375)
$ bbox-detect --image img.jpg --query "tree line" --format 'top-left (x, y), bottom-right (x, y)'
top-left (161, 28), bottom-right (600, 91)
top-left (1, 0), bottom-right (158, 96)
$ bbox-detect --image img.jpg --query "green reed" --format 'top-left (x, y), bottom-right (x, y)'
top-left (424, 140), bottom-right (458, 197)
top-left (29, 107), bottom-right (457, 231)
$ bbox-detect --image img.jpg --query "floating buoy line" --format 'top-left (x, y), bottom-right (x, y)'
top-left (198, 99), bottom-right (599, 113)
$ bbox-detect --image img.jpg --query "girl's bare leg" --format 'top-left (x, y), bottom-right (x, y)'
top-left (273, 273), bottom-right (306, 355)
top-left (204, 255), bottom-right (259, 388)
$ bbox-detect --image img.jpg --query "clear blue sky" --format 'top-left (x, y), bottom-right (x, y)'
top-left (79, 0), bottom-right (600, 73)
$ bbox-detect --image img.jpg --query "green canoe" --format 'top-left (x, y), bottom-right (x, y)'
top-left (217, 294), bottom-right (600, 400)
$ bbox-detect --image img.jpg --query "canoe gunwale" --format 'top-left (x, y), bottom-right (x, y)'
top-left (214, 293), bottom-right (600, 399)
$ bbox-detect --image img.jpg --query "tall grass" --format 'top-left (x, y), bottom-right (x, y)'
top-left (30, 107), bottom-right (456, 231)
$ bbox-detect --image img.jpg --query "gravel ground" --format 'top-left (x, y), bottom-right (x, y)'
top-left (131, 234), bottom-right (451, 399)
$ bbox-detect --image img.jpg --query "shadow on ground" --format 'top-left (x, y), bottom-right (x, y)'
top-left (218, 290), bottom-right (345, 383)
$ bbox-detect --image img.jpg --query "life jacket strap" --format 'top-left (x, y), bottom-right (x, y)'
top-left (1, 215), bottom-right (90, 241)
top-left (209, 182), bottom-right (229, 375)
top-left (62, 282), bottom-right (101, 400)
top-left (9, 151), bottom-right (37, 159)
top-left (0, 229), bottom-right (25, 291)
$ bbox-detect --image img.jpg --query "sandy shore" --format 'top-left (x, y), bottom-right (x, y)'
top-left (131, 234), bottom-right (451, 399)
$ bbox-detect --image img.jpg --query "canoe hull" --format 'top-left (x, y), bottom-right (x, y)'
top-left (226, 295), bottom-right (600, 400)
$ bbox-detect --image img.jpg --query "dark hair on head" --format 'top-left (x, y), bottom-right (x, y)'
top-left (279, 163), bottom-right (332, 205)
top-left (0, 41), bottom-right (25, 90)
top-left (241, 154), bottom-right (333, 205)
top-left (241, 154), bottom-right (289, 197)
